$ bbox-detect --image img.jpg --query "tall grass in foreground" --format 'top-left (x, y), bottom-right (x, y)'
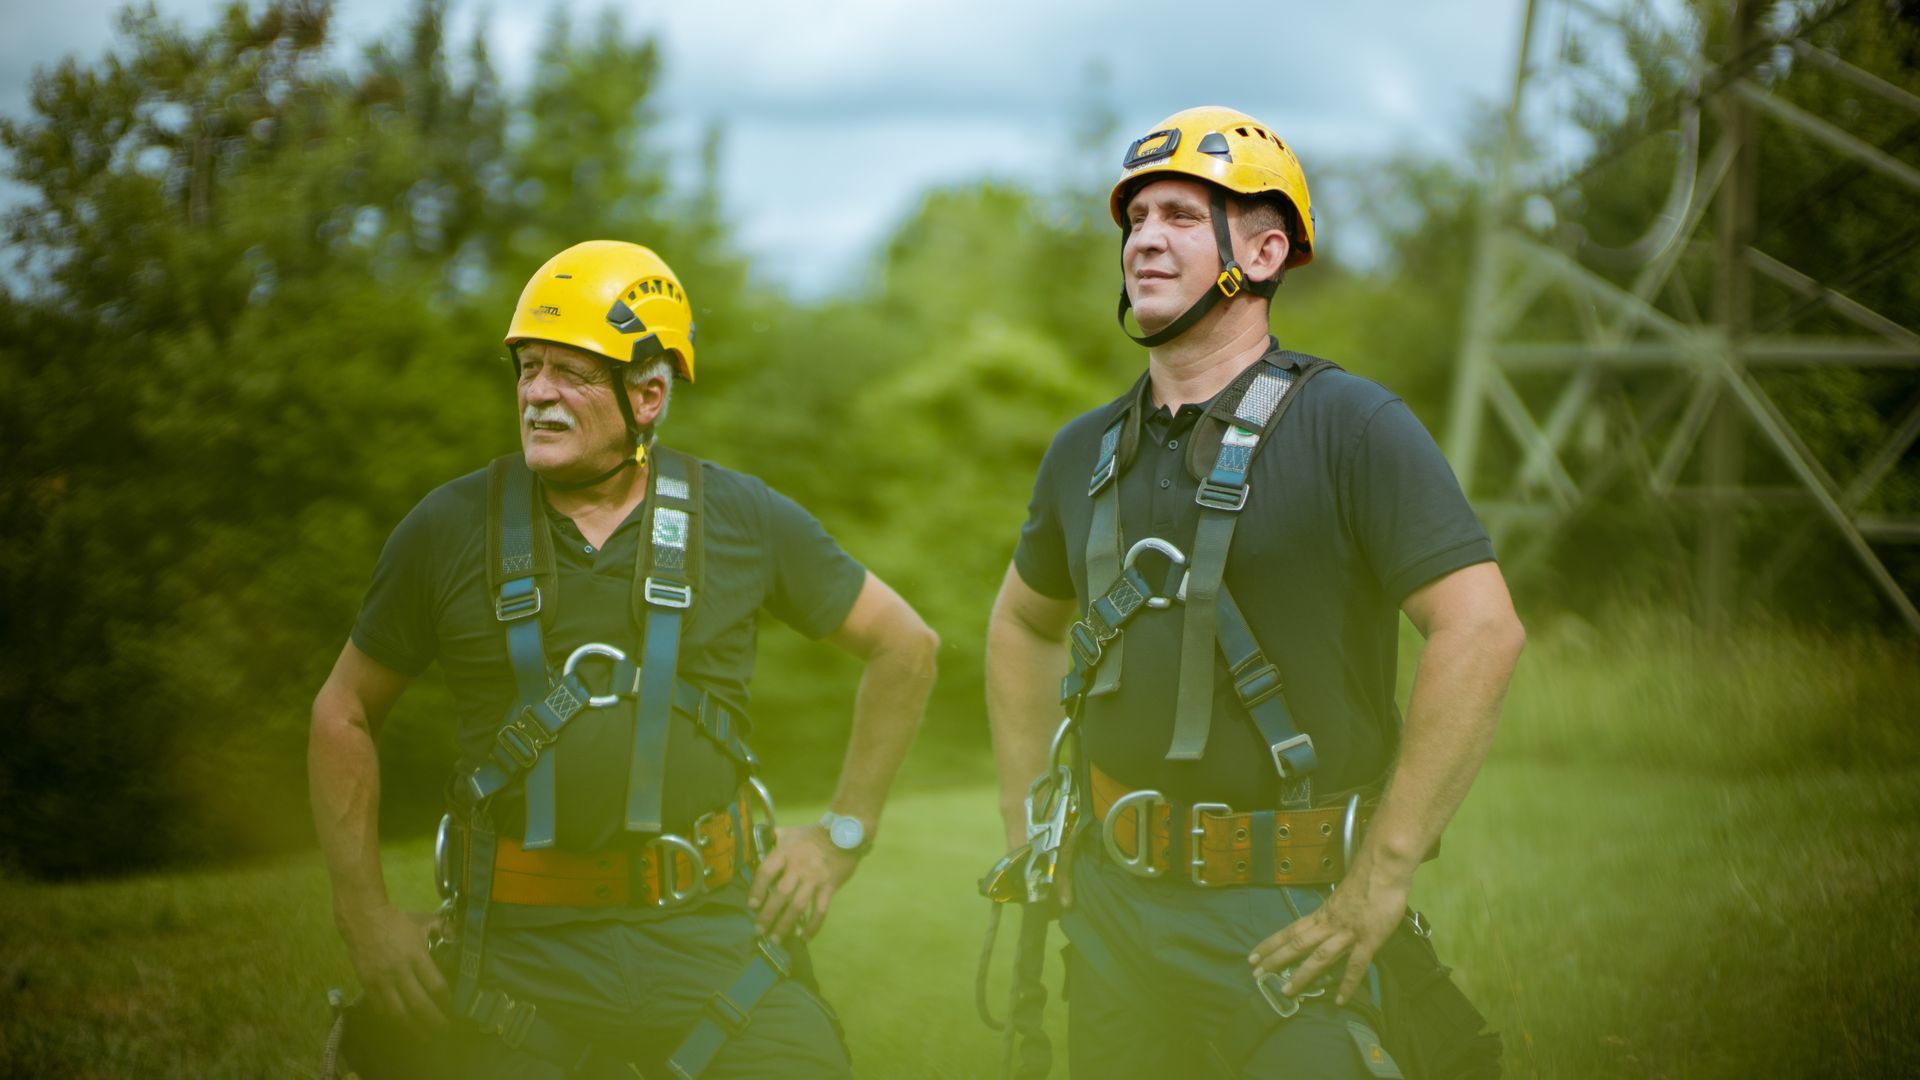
top-left (1, 613), bottom-right (1914, 1076)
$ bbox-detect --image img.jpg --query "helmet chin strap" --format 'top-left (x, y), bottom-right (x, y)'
top-left (1116, 185), bottom-right (1280, 348)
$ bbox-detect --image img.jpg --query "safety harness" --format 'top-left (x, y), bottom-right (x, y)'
top-left (978, 350), bottom-right (1346, 1079)
top-left (437, 448), bottom-right (793, 1079)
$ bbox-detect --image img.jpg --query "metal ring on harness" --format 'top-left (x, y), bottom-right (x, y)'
top-left (561, 643), bottom-right (629, 708)
top-left (434, 813), bottom-right (457, 901)
top-left (648, 833), bottom-right (709, 907)
top-left (746, 776), bottom-right (778, 862)
top-left (1341, 793), bottom-right (1361, 870)
top-left (1101, 788), bottom-right (1167, 878)
top-left (1122, 538), bottom-right (1187, 610)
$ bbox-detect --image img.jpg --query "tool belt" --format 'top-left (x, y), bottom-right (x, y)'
top-left (439, 786), bottom-right (765, 910)
top-left (1091, 762), bottom-right (1373, 887)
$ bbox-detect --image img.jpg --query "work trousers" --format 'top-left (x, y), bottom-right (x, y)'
top-left (456, 885), bottom-right (852, 1079)
top-left (1060, 834), bottom-right (1396, 1079)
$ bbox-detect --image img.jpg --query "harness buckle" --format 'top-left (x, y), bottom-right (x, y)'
top-left (1087, 455), bottom-right (1118, 496)
top-left (1101, 788), bottom-right (1167, 878)
top-left (495, 708), bottom-right (554, 769)
top-left (1194, 479), bottom-right (1251, 511)
top-left (644, 577), bottom-right (694, 609)
top-left (494, 587), bottom-right (543, 622)
top-left (470, 988), bottom-right (539, 1049)
top-left (1188, 802), bottom-right (1232, 885)
top-left (1268, 733), bottom-right (1316, 779)
top-left (649, 833), bottom-right (709, 907)
top-left (1256, 967), bottom-right (1326, 1019)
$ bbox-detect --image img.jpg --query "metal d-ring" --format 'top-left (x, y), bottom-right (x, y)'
top-left (434, 813), bottom-right (456, 901)
top-left (1122, 538), bottom-right (1187, 609)
top-left (562, 643), bottom-right (629, 708)
top-left (1101, 788), bottom-right (1166, 878)
top-left (1341, 793), bottom-right (1361, 870)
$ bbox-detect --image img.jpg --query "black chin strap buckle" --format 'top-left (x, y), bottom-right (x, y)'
top-left (1216, 265), bottom-right (1246, 299)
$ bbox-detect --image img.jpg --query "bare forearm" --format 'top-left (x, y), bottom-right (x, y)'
top-left (1361, 616), bottom-right (1524, 873)
top-left (827, 635), bottom-right (937, 829)
top-left (309, 703), bottom-right (392, 929)
top-left (986, 610), bottom-right (1068, 848)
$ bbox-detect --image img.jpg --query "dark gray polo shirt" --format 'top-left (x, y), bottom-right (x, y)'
top-left (1013, 344), bottom-right (1494, 806)
top-left (352, 455), bottom-right (866, 850)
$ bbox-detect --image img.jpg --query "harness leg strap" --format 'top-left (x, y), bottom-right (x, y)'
top-left (663, 937), bottom-right (794, 1079)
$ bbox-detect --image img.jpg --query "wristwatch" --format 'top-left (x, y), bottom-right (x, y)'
top-left (817, 811), bottom-right (874, 857)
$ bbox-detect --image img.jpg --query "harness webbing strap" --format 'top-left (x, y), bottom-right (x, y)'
top-left (627, 448), bottom-right (700, 834)
top-left (1083, 371), bottom-right (1149, 698)
top-left (1166, 358), bottom-right (1330, 763)
top-left (1217, 583), bottom-right (1316, 805)
top-left (452, 807), bottom-right (498, 1021)
top-left (665, 937), bottom-right (794, 1079)
top-left (488, 455), bottom-right (565, 848)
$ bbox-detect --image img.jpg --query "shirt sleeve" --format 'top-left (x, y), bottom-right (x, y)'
top-left (1012, 432), bottom-right (1076, 600)
top-left (761, 483), bottom-right (868, 640)
top-left (350, 498), bottom-right (442, 677)
top-left (1344, 398), bottom-right (1496, 603)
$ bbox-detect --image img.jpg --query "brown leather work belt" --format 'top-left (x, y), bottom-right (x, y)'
top-left (1090, 762), bottom-right (1373, 886)
top-left (487, 788), bottom-right (757, 908)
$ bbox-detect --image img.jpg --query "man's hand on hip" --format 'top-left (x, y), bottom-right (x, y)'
top-left (748, 825), bottom-right (859, 943)
top-left (340, 903), bottom-right (451, 1031)
top-left (1246, 855), bottom-right (1412, 1006)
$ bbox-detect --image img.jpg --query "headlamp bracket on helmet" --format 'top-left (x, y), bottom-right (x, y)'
top-left (1123, 128), bottom-right (1182, 170)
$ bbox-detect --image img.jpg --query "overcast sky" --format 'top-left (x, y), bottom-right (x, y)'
top-left (1, 0), bottom-right (1533, 295)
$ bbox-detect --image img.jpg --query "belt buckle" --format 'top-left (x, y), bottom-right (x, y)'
top-left (649, 834), bottom-right (709, 907)
top-left (1100, 789), bottom-right (1166, 878)
top-left (1188, 802), bottom-right (1232, 885)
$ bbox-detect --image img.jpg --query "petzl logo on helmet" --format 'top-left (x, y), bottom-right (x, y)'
top-left (532, 304), bottom-right (561, 321)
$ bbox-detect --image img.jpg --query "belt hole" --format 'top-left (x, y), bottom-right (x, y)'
top-left (1233, 859), bottom-right (1248, 873)
top-left (1321, 856), bottom-right (1334, 870)
top-left (594, 858), bottom-right (613, 871)
top-left (593, 885), bottom-right (612, 899)
top-left (1232, 827), bottom-right (1249, 843)
top-left (1320, 822), bottom-right (1333, 837)
top-left (1278, 858), bottom-right (1293, 873)
top-left (1277, 825), bottom-right (1291, 840)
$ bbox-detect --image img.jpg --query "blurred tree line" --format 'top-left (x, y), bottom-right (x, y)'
top-left (2, 0), bottom-right (1913, 877)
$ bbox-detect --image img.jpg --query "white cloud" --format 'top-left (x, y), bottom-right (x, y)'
top-left (0, 0), bottom-right (1529, 296)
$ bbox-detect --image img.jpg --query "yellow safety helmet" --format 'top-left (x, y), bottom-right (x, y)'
top-left (504, 240), bottom-right (697, 382)
top-left (1109, 106), bottom-right (1315, 347)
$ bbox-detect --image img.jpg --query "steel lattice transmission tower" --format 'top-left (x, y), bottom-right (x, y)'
top-left (1448, 0), bottom-right (1920, 631)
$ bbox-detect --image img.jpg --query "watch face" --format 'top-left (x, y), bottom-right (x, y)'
top-left (829, 816), bottom-right (865, 851)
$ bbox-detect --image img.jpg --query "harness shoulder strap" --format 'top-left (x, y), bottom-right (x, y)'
top-left (1166, 356), bottom-right (1337, 766)
top-left (1083, 373), bottom-right (1152, 697)
top-left (485, 455), bottom-right (569, 849)
top-left (625, 446), bottom-right (701, 833)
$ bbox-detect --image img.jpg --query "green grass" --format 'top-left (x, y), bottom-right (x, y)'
top-left (4, 617), bottom-right (1917, 1077)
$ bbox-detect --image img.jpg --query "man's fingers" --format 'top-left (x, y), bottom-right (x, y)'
top-left (1335, 953), bottom-right (1370, 1006)
top-left (773, 881), bottom-right (819, 941)
top-left (1250, 922), bottom-right (1311, 975)
top-left (747, 850), bottom-right (787, 910)
top-left (804, 887), bottom-right (834, 939)
top-left (1285, 933), bottom-right (1350, 994)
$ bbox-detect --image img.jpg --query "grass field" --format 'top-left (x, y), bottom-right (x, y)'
top-left (3, 615), bottom-right (1917, 1077)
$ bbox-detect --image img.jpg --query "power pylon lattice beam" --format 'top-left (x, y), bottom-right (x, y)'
top-left (1449, 0), bottom-right (1920, 633)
